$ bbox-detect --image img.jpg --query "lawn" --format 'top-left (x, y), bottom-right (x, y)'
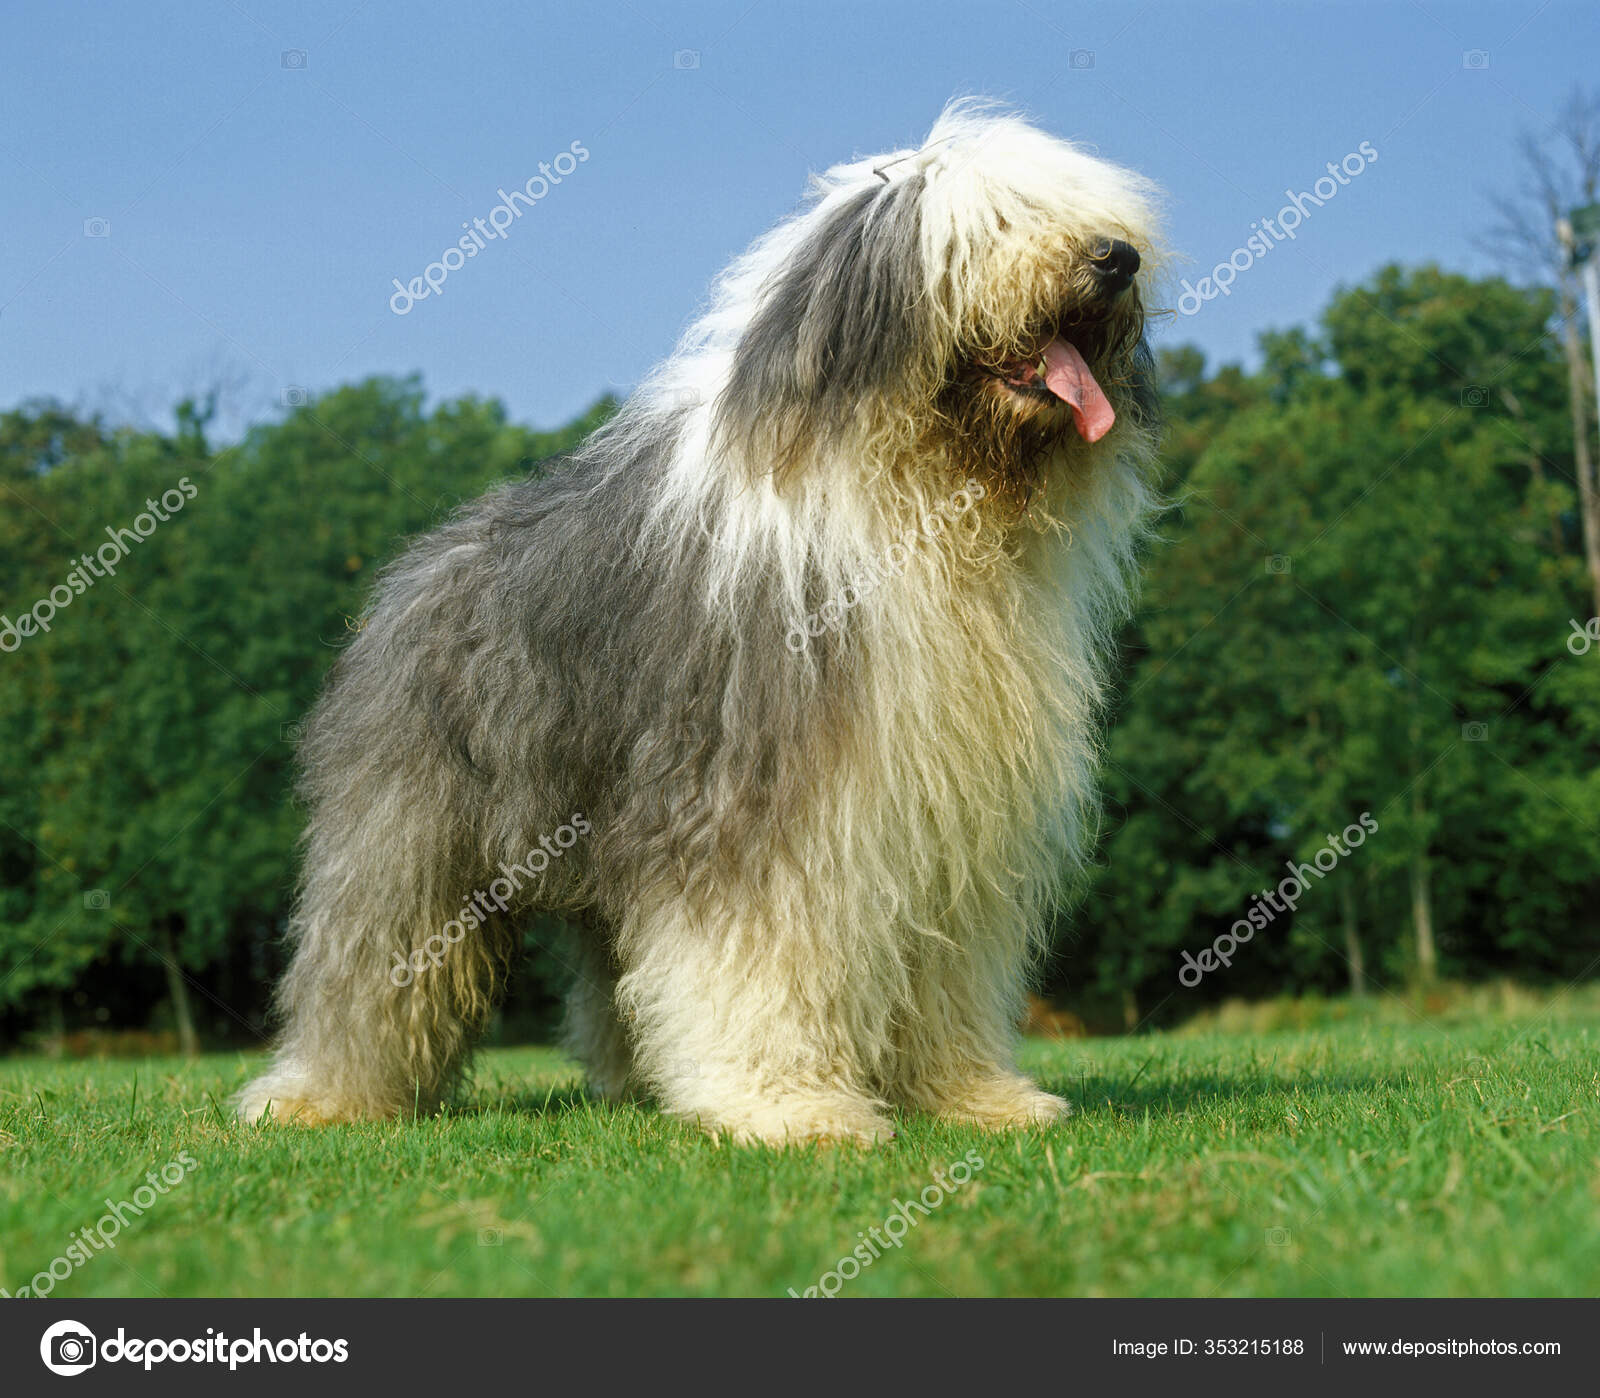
top-left (1, 997), bottom-right (1596, 1298)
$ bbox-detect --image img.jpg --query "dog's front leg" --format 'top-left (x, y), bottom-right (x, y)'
top-left (613, 893), bottom-right (897, 1146)
top-left (891, 908), bottom-right (1072, 1129)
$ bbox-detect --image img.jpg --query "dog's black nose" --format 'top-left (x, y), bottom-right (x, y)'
top-left (1089, 237), bottom-right (1140, 293)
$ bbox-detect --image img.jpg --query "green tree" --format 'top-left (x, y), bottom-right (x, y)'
top-left (1071, 266), bottom-right (1598, 1019)
top-left (0, 381), bottom-right (614, 1049)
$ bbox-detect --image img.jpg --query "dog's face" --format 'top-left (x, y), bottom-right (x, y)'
top-left (714, 103), bottom-right (1164, 501)
top-left (929, 210), bottom-right (1156, 506)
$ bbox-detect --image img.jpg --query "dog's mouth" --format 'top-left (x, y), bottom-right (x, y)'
top-left (987, 334), bottom-right (1116, 443)
top-left (975, 238), bottom-right (1146, 444)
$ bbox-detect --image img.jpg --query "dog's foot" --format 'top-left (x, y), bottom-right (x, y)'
top-left (235, 1074), bottom-right (381, 1126)
top-left (923, 1077), bottom-right (1073, 1130)
top-left (689, 1094), bottom-right (896, 1148)
top-left (585, 1071), bottom-right (642, 1105)
top-left (236, 1088), bottom-right (332, 1125)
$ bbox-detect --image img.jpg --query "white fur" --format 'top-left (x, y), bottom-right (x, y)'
top-left (238, 102), bottom-right (1166, 1147)
top-left (592, 103), bottom-right (1164, 1142)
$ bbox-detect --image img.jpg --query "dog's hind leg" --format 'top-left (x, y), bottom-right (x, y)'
top-left (236, 766), bottom-right (512, 1126)
top-left (236, 521), bottom-right (538, 1125)
top-left (563, 927), bottom-right (637, 1102)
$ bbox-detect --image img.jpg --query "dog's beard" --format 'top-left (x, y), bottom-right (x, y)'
top-left (926, 296), bottom-right (1150, 515)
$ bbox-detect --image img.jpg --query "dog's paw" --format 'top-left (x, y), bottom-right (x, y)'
top-left (701, 1096), bottom-right (897, 1148)
top-left (1005, 1088), bottom-right (1074, 1127)
top-left (928, 1079), bottom-right (1073, 1130)
top-left (235, 1076), bottom-right (366, 1126)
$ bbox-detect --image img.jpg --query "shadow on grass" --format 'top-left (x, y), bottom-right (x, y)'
top-left (1037, 1067), bottom-right (1407, 1119)
top-left (452, 1064), bottom-right (1410, 1130)
top-left (452, 1083), bottom-right (598, 1119)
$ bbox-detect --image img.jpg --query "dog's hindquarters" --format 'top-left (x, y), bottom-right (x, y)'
top-left (237, 522), bottom-right (537, 1123)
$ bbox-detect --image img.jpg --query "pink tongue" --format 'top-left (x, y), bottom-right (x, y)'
top-left (1040, 337), bottom-right (1115, 443)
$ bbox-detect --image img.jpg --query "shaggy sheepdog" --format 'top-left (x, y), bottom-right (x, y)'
top-left (239, 101), bottom-right (1165, 1144)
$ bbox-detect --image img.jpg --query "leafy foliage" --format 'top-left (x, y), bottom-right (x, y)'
top-left (0, 264), bottom-right (1596, 1046)
top-left (0, 380), bottom-right (613, 1043)
top-left (1071, 266), bottom-right (1599, 1025)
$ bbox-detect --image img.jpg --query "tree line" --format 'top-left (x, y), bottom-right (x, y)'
top-left (1, 261), bottom-right (1597, 1049)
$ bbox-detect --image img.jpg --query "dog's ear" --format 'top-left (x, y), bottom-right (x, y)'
top-left (716, 176), bottom-right (927, 485)
top-left (1125, 337), bottom-right (1161, 433)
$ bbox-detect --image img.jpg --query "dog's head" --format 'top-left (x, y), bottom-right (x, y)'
top-left (713, 101), bottom-right (1165, 502)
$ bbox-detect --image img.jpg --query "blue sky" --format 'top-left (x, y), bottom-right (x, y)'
top-left (4, 0), bottom-right (1595, 438)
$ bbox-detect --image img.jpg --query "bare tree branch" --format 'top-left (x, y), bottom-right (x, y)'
top-left (1478, 84), bottom-right (1600, 618)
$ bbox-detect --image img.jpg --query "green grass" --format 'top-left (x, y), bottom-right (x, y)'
top-left (2, 1002), bottom-right (1597, 1297)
